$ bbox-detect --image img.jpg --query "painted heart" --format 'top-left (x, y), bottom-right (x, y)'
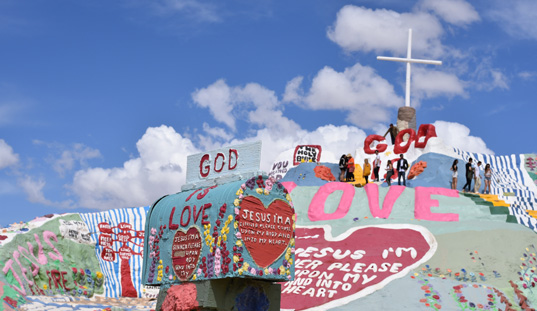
top-left (171, 226), bottom-right (202, 281)
top-left (238, 196), bottom-right (295, 268)
top-left (280, 225), bottom-right (437, 310)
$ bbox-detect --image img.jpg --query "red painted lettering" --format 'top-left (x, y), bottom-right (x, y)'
top-left (180, 205), bottom-right (192, 227)
top-left (394, 128), bottom-right (416, 154)
top-left (214, 152), bottom-right (225, 173)
top-left (415, 124), bottom-right (437, 148)
top-left (229, 149), bottom-right (238, 170)
top-left (200, 153), bottom-right (211, 178)
top-left (169, 206), bottom-right (179, 230)
top-left (364, 135), bottom-right (388, 154)
top-left (201, 203), bottom-right (212, 225)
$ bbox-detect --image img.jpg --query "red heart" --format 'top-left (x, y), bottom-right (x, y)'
top-left (280, 225), bottom-right (436, 310)
top-left (171, 226), bottom-right (202, 281)
top-left (238, 196), bottom-right (295, 268)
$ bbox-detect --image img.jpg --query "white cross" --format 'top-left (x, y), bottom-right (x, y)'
top-left (377, 29), bottom-right (442, 107)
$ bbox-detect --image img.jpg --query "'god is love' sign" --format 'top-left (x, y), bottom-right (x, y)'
top-left (280, 224), bottom-right (437, 310)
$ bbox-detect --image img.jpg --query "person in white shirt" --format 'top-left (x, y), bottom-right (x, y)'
top-left (373, 150), bottom-right (381, 182)
top-left (473, 161), bottom-right (482, 193)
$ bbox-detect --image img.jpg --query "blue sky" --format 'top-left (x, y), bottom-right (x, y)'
top-left (0, 0), bottom-right (536, 226)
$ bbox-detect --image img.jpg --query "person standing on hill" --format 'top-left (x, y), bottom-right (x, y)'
top-left (363, 158), bottom-right (371, 185)
top-left (484, 164), bottom-right (492, 194)
top-left (339, 154), bottom-right (347, 182)
top-left (396, 154), bottom-right (409, 186)
top-left (373, 150), bottom-right (381, 182)
top-left (474, 161), bottom-right (482, 193)
top-left (386, 160), bottom-right (394, 186)
top-left (384, 124), bottom-right (399, 145)
top-left (346, 154), bottom-right (355, 182)
top-left (450, 159), bottom-right (458, 190)
top-left (462, 158), bottom-right (474, 192)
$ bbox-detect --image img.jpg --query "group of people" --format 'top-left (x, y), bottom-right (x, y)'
top-left (339, 150), bottom-right (409, 186)
top-left (450, 158), bottom-right (493, 194)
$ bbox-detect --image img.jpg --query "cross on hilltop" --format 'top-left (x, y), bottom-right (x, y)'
top-left (377, 29), bottom-right (442, 107)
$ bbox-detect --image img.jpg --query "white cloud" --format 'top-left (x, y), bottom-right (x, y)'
top-left (487, 0), bottom-right (537, 40)
top-left (327, 5), bottom-right (445, 57)
top-left (18, 176), bottom-right (50, 205)
top-left (17, 176), bottom-right (73, 208)
top-left (433, 120), bottom-right (494, 154)
top-left (518, 71), bottom-right (537, 80)
top-left (192, 79), bottom-right (235, 131)
top-left (295, 63), bottom-right (403, 129)
top-left (53, 144), bottom-right (101, 177)
top-left (470, 59), bottom-right (509, 91)
top-left (71, 125), bottom-right (200, 210)
top-left (193, 80), bottom-right (301, 136)
top-left (417, 0), bottom-right (480, 27)
top-left (0, 139), bottom-right (18, 169)
top-left (412, 67), bottom-right (467, 104)
top-left (149, 0), bottom-right (221, 22)
top-left (282, 76), bottom-right (304, 104)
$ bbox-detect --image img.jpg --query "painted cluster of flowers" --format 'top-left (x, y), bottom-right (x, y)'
top-left (517, 245), bottom-right (537, 290)
top-left (233, 175), bottom-right (293, 208)
top-left (411, 266), bottom-right (500, 310)
top-left (411, 273), bottom-right (442, 310)
top-left (147, 225), bottom-right (165, 283)
top-left (417, 265), bottom-right (497, 282)
top-left (196, 211), bottom-right (232, 280)
top-left (451, 284), bottom-right (497, 310)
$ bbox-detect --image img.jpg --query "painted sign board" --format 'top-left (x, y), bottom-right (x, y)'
top-left (142, 175), bottom-right (296, 285)
top-left (293, 145), bottom-right (322, 165)
top-left (185, 141), bottom-right (262, 185)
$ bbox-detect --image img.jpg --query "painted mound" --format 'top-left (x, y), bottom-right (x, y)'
top-left (277, 137), bottom-right (537, 310)
top-left (1, 135), bottom-right (537, 310)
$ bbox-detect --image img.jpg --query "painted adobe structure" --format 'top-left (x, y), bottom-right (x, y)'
top-left (0, 125), bottom-right (536, 310)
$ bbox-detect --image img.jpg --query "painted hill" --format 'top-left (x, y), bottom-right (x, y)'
top-left (1, 134), bottom-right (537, 310)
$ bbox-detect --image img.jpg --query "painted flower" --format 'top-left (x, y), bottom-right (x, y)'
top-left (151, 228), bottom-right (157, 235)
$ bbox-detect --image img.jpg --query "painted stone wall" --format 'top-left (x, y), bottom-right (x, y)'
top-left (80, 206), bottom-right (149, 298)
top-left (0, 214), bottom-right (103, 309)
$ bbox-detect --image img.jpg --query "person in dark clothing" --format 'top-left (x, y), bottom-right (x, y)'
top-left (396, 154), bottom-right (409, 186)
top-left (462, 158), bottom-right (474, 192)
top-left (339, 154), bottom-right (347, 182)
top-left (384, 124), bottom-right (399, 145)
top-left (386, 161), bottom-right (394, 186)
